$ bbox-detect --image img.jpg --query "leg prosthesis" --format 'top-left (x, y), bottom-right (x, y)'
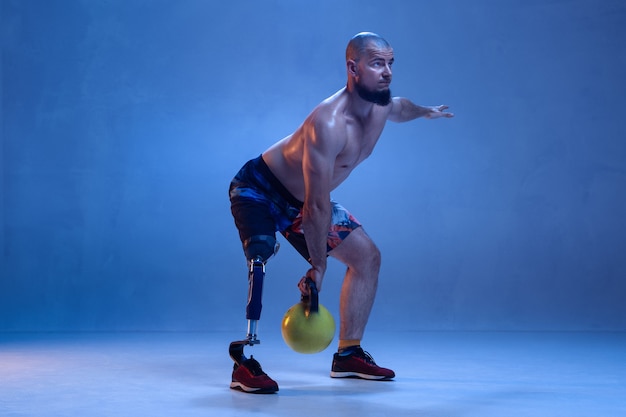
top-left (229, 235), bottom-right (279, 365)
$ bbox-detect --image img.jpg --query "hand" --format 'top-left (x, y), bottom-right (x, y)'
top-left (425, 105), bottom-right (454, 119)
top-left (298, 267), bottom-right (325, 295)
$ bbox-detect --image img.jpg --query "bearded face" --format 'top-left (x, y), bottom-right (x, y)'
top-left (354, 76), bottom-right (392, 106)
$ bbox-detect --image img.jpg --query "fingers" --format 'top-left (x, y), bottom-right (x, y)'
top-left (297, 277), bottom-right (309, 296)
top-left (298, 268), bottom-right (324, 293)
top-left (434, 105), bottom-right (454, 118)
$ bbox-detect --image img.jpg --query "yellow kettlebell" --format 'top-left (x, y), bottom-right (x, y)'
top-left (281, 277), bottom-right (336, 354)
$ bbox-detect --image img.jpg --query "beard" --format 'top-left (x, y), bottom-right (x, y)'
top-left (355, 81), bottom-right (392, 106)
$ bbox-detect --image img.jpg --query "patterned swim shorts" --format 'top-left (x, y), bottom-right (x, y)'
top-left (229, 155), bottom-right (362, 261)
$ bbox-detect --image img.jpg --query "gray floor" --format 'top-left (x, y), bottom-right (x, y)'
top-left (1, 331), bottom-right (624, 417)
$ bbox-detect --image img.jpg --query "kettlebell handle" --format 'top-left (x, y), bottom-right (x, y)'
top-left (301, 277), bottom-right (319, 314)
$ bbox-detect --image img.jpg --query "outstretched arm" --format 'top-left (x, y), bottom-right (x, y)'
top-left (388, 97), bottom-right (454, 122)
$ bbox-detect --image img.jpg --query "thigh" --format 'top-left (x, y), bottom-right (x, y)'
top-left (327, 201), bottom-right (362, 251)
top-left (230, 195), bottom-right (277, 243)
top-left (282, 201), bottom-right (364, 262)
top-left (328, 226), bottom-right (379, 267)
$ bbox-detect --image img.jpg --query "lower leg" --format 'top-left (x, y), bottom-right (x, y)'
top-left (329, 228), bottom-right (382, 346)
top-left (339, 258), bottom-right (380, 342)
top-left (329, 238), bottom-right (394, 380)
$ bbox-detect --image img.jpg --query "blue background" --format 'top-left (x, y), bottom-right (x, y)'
top-left (2, 0), bottom-right (625, 332)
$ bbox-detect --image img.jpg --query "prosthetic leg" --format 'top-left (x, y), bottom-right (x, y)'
top-left (229, 235), bottom-right (279, 366)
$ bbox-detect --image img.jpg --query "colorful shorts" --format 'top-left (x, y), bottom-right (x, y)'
top-left (229, 155), bottom-right (362, 261)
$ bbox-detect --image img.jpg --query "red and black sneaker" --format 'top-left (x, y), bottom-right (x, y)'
top-left (230, 357), bottom-right (279, 394)
top-left (330, 346), bottom-right (395, 380)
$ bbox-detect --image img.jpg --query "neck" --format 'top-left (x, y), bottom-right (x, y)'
top-left (344, 84), bottom-right (375, 120)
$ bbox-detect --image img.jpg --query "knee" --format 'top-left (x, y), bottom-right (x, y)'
top-left (331, 228), bottom-right (381, 274)
top-left (370, 244), bottom-right (382, 272)
top-left (354, 241), bottom-right (381, 274)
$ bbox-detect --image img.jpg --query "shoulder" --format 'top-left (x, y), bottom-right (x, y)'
top-left (307, 95), bottom-right (348, 138)
top-left (297, 99), bottom-right (348, 157)
top-left (387, 96), bottom-right (404, 118)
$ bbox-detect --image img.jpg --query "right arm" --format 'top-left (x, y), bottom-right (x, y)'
top-left (300, 113), bottom-right (345, 292)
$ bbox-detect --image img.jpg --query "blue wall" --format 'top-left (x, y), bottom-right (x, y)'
top-left (2, 0), bottom-right (625, 332)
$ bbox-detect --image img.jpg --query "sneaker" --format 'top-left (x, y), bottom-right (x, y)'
top-left (230, 357), bottom-right (279, 393)
top-left (330, 346), bottom-right (395, 380)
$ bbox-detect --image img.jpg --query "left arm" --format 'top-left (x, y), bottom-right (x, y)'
top-left (387, 97), bottom-right (454, 122)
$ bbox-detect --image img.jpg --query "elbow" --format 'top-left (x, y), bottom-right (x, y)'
top-left (303, 199), bottom-right (329, 217)
top-left (302, 198), bottom-right (331, 222)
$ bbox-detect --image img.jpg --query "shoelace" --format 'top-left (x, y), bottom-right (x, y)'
top-left (361, 350), bottom-right (378, 365)
top-left (243, 357), bottom-right (267, 376)
top-left (350, 347), bottom-right (377, 365)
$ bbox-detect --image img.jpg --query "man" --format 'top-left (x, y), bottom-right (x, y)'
top-left (228, 32), bottom-right (453, 393)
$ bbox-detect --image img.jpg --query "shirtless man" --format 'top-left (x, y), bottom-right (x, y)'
top-left (228, 32), bottom-right (453, 393)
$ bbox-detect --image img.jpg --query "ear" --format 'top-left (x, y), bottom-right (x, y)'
top-left (347, 60), bottom-right (358, 77)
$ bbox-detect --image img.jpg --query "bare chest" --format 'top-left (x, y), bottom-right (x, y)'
top-left (335, 118), bottom-right (386, 170)
top-left (326, 123), bottom-right (385, 189)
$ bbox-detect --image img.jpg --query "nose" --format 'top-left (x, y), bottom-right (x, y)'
top-left (383, 64), bottom-right (392, 79)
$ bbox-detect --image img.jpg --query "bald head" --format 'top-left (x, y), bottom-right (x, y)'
top-left (345, 32), bottom-right (392, 62)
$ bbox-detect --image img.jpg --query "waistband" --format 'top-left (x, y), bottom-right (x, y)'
top-left (254, 155), bottom-right (304, 208)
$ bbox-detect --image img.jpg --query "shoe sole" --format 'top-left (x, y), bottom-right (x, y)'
top-left (230, 381), bottom-right (279, 394)
top-left (330, 371), bottom-right (394, 380)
